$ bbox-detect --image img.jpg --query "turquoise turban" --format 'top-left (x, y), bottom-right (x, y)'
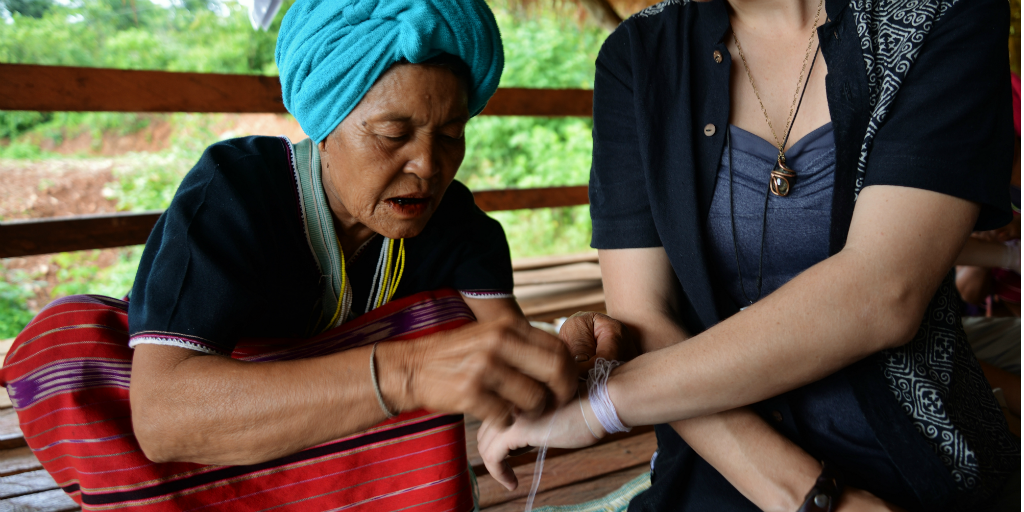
top-left (276, 0), bottom-right (504, 143)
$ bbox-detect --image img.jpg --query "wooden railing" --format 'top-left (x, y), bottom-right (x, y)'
top-left (0, 186), bottom-right (589, 258)
top-left (0, 64), bottom-right (593, 258)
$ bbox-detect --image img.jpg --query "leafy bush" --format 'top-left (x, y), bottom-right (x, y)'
top-left (104, 152), bottom-right (194, 211)
top-left (0, 139), bottom-right (49, 158)
top-left (0, 265), bottom-right (41, 338)
top-left (0, 111), bottom-right (51, 139)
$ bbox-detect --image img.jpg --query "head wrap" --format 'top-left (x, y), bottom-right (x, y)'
top-left (276, 0), bottom-right (504, 143)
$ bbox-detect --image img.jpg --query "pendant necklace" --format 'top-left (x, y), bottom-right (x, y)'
top-left (728, 35), bottom-right (821, 306)
top-left (732, 0), bottom-right (824, 197)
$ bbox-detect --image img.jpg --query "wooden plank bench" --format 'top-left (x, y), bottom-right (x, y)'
top-left (0, 254), bottom-right (652, 511)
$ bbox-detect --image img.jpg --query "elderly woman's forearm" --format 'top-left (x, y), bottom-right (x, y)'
top-left (131, 344), bottom-right (396, 465)
top-left (130, 316), bottom-right (576, 465)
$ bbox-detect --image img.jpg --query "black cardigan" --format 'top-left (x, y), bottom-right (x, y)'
top-left (589, 0), bottom-right (1018, 508)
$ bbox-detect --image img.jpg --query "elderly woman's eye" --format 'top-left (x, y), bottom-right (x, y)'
top-left (442, 128), bottom-right (466, 141)
top-left (380, 132), bottom-right (409, 142)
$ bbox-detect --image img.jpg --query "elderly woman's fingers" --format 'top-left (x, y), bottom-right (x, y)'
top-left (484, 364), bottom-right (550, 416)
top-left (592, 314), bottom-right (639, 362)
top-left (560, 312), bottom-right (638, 374)
top-left (559, 312), bottom-right (599, 363)
top-left (465, 393), bottom-right (515, 430)
top-left (401, 317), bottom-right (576, 419)
top-left (503, 328), bottom-right (578, 405)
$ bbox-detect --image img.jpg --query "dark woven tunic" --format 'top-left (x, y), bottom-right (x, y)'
top-left (128, 136), bottom-right (513, 355)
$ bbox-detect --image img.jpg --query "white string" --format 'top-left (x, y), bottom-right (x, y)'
top-left (523, 413), bottom-right (557, 512)
top-left (365, 240), bottom-right (389, 313)
top-left (524, 359), bottom-right (625, 511)
top-left (588, 359), bottom-right (630, 434)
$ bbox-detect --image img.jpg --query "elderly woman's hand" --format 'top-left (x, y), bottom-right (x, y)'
top-left (559, 312), bottom-right (639, 373)
top-left (377, 318), bottom-right (578, 423)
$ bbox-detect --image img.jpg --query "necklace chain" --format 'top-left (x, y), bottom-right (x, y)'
top-left (732, 0), bottom-right (824, 155)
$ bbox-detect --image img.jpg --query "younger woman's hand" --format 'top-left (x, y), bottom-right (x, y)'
top-left (477, 384), bottom-right (605, 491)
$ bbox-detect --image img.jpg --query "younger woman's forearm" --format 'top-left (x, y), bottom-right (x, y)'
top-left (606, 187), bottom-right (976, 426)
top-left (609, 250), bottom-right (917, 426)
top-left (603, 309), bottom-right (821, 512)
top-left (672, 410), bottom-right (821, 512)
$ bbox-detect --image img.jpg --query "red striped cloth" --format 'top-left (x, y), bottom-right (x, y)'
top-left (0, 289), bottom-right (477, 511)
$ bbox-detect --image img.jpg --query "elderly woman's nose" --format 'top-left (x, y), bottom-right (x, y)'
top-left (403, 137), bottom-right (445, 179)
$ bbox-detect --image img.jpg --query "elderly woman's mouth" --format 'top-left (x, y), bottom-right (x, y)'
top-left (386, 195), bottom-right (432, 216)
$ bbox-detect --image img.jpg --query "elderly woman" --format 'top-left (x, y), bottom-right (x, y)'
top-left (0, 0), bottom-right (575, 509)
top-left (481, 0), bottom-right (1020, 511)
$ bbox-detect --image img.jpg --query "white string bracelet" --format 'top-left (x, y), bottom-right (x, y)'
top-left (526, 362), bottom-right (623, 512)
top-left (578, 388), bottom-right (599, 439)
top-left (370, 343), bottom-right (397, 419)
top-left (587, 358), bottom-right (630, 434)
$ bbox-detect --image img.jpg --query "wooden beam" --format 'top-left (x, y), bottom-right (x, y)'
top-left (0, 488), bottom-right (79, 511)
top-left (0, 448), bottom-right (42, 478)
top-left (0, 409), bottom-right (25, 450)
top-left (480, 88), bottom-right (593, 117)
top-left (476, 431), bottom-right (656, 508)
top-left (473, 186), bottom-right (588, 211)
top-left (482, 464), bottom-right (649, 511)
top-left (0, 470), bottom-right (60, 500)
top-left (0, 64), bottom-right (286, 113)
top-left (0, 187), bottom-right (588, 258)
top-left (0, 211), bottom-right (163, 259)
top-left (0, 64), bottom-right (592, 117)
top-left (511, 251), bottom-right (598, 271)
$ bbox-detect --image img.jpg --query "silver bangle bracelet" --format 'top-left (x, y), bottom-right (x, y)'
top-left (370, 342), bottom-right (398, 419)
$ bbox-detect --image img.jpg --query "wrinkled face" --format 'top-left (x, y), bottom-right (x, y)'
top-left (318, 63), bottom-right (469, 240)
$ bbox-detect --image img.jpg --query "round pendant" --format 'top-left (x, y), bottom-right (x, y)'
top-left (771, 175), bottom-right (791, 196)
top-left (770, 156), bottom-right (797, 197)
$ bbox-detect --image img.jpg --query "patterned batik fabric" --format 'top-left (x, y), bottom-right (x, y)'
top-left (0, 290), bottom-right (476, 511)
top-left (849, 0), bottom-right (1020, 499)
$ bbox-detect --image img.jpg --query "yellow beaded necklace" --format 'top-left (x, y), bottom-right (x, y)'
top-left (326, 236), bottom-right (407, 327)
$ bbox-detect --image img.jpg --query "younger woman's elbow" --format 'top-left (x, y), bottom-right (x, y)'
top-left (870, 282), bottom-right (930, 351)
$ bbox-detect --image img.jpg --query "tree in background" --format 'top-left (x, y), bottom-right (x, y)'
top-left (0, 0), bottom-right (53, 18)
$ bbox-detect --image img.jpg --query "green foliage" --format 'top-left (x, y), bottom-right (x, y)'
top-left (1, 0), bottom-right (53, 19)
top-left (458, 3), bottom-right (603, 257)
top-left (104, 151), bottom-right (194, 211)
top-left (0, 265), bottom-right (39, 338)
top-left (0, 111), bottom-right (51, 139)
top-left (492, 4), bottom-right (604, 89)
top-left (47, 248), bottom-right (142, 300)
top-left (49, 251), bottom-right (102, 298)
top-left (0, 139), bottom-right (48, 158)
